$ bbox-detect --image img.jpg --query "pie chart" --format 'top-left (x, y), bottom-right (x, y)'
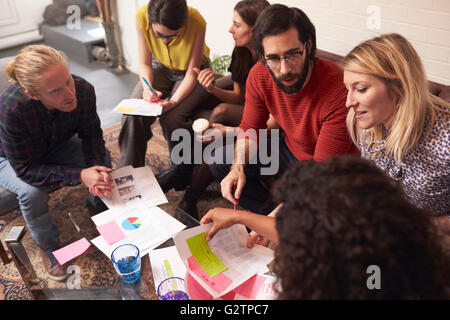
top-left (121, 217), bottom-right (142, 231)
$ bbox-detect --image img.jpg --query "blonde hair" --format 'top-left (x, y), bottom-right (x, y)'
top-left (343, 33), bottom-right (450, 164)
top-left (5, 44), bottom-right (67, 94)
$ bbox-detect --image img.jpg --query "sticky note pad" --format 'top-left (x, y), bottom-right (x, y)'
top-left (186, 232), bottom-right (228, 277)
top-left (52, 238), bottom-right (91, 265)
top-left (188, 256), bottom-right (232, 294)
top-left (233, 274), bottom-right (266, 299)
top-left (186, 272), bottom-right (213, 300)
top-left (115, 106), bottom-right (135, 113)
top-left (97, 221), bottom-right (126, 245)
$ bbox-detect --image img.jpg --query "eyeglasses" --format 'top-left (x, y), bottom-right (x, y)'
top-left (264, 48), bottom-right (305, 71)
top-left (152, 29), bottom-right (180, 41)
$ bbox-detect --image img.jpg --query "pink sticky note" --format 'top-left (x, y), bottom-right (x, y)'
top-left (188, 256), bottom-right (232, 294)
top-left (97, 220), bottom-right (126, 245)
top-left (52, 238), bottom-right (91, 265)
top-left (233, 274), bottom-right (266, 299)
top-left (186, 272), bottom-right (213, 300)
top-left (219, 290), bottom-right (236, 300)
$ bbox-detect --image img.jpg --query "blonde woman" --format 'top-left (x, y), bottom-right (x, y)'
top-left (343, 33), bottom-right (449, 216)
top-left (0, 45), bottom-right (113, 280)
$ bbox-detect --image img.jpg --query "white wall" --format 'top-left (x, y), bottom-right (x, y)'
top-left (116, 0), bottom-right (450, 85)
top-left (0, 0), bottom-right (52, 50)
top-left (116, 0), bottom-right (239, 74)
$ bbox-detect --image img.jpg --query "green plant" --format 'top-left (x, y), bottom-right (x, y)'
top-left (210, 54), bottom-right (231, 78)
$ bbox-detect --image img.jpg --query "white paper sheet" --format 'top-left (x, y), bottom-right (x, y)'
top-left (91, 200), bottom-right (186, 258)
top-left (149, 246), bottom-right (187, 293)
top-left (113, 98), bottom-right (162, 116)
top-left (173, 223), bottom-right (274, 299)
top-left (101, 165), bottom-right (167, 209)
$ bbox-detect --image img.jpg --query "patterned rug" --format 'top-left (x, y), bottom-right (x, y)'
top-left (0, 119), bottom-right (228, 300)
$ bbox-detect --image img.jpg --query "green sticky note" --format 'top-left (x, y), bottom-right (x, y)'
top-left (163, 259), bottom-right (177, 290)
top-left (186, 232), bottom-right (228, 277)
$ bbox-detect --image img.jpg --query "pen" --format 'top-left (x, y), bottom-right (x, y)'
top-left (142, 77), bottom-right (160, 101)
top-left (68, 212), bottom-right (81, 233)
top-left (232, 183), bottom-right (237, 211)
top-left (68, 212), bottom-right (92, 242)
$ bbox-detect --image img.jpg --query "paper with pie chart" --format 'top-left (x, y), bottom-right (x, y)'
top-left (91, 199), bottom-right (186, 258)
top-left (122, 217), bottom-right (142, 231)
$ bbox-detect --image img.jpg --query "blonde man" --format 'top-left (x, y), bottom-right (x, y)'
top-left (0, 45), bottom-right (113, 280)
top-left (343, 33), bottom-right (450, 215)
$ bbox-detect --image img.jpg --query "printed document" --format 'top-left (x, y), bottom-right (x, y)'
top-left (91, 200), bottom-right (186, 258)
top-left (173, 223), bottom-right (274, 299)
top-left (101, 165), bottom-right (167, 209)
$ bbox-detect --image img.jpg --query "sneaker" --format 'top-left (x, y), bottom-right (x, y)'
top-left (40, 249), bottom-right (69, 282)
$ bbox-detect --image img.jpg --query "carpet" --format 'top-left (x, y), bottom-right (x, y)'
top-left (0, 119), bottom-right (229, 300)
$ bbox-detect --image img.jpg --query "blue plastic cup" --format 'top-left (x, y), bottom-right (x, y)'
top-left (111, 244), bottom-right (141, 283)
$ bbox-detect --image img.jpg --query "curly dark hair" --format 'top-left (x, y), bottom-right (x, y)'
top-left (273, 155), bottom-right (450, 299)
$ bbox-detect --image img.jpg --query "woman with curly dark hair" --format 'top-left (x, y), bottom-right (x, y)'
top-left (202, 155), bottom-right (450, 299)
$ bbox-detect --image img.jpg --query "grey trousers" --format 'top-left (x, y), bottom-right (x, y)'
top-left (118, 59), bottom-right (223, 168)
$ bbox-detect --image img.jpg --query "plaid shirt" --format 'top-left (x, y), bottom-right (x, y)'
top-left (0, 75), bottom-right (106, 189)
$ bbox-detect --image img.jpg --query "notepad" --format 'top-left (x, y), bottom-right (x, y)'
top-left (112, 99), bottom-right (162, 116)
top-left (233, 274), bottom-right (266, 299)
top-left (186, 232), bottom-right (228, 277)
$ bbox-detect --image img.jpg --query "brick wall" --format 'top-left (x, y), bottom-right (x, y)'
top-left (282, 0), bottom-right (450, 85)
top-left (119, 0), bottom-right (450, 85)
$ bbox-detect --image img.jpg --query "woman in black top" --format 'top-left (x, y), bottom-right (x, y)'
top-left (159, 0), bottom-right (271, 203)
top-left (194, 0), bottom-right (269, 126)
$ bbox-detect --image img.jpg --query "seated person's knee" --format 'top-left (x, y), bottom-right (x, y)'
top-left (209, 103), bottom-right (230, 123)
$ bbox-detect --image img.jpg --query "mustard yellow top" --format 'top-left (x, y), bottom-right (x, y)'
top-left (136, 3), bottom-right (210, 71)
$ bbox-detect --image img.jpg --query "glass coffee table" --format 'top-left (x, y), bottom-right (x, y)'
top-left (9, 199), bottom-right (199, 300)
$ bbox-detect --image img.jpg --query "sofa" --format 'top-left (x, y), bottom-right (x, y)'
top-left (0, 56), bottom-right (19, 216)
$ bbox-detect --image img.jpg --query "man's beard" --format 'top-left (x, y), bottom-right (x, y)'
top-left (270, 53), bottom-right (311, 94)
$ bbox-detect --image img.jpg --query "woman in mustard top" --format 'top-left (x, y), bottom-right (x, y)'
top-left (118, 0), bottom-right (213, 184)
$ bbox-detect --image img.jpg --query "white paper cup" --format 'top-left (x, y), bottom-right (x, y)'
top-left (192, 118), bottom-right (210, 141)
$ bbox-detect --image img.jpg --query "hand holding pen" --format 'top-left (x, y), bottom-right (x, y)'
top-left (142, 76), bottom-right (178, 113)
top-left (142, 77), bottom-right (162, 102)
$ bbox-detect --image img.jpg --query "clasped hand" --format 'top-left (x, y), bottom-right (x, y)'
top-left (80, 166), bottom-right (114, 197)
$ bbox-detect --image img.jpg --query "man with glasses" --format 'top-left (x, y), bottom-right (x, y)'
top-left (210, 4), bottom-right (358, 215)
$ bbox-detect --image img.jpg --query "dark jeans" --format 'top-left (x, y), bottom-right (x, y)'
top-left (209, 132), bottom-right (298, 214)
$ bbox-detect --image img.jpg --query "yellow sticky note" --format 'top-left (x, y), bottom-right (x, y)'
top-left (115, 106), bottom-right (135, 113)
top-left (186, 232), bottom-right (228, 277)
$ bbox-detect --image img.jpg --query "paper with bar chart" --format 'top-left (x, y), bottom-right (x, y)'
top-left (101, 165), bottom-right (167, 210)
top-left (149, 246), bottom-right (187, 292)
